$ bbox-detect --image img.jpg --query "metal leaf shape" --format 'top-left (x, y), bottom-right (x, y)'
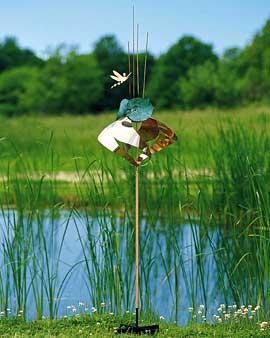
top-left (117, 97), bottom-right (154, 122)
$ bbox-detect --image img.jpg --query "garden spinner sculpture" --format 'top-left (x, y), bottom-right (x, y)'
top-left (98, 13), bottom-right (177, 335)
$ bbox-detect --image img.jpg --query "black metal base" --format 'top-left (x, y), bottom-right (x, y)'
top-left (116, 324), bottom-right (159, 335)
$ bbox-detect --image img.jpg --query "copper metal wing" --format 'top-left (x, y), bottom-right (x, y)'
top-left (98, 117), bottom-right (177, 166)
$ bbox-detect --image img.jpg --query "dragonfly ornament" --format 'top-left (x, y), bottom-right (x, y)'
top-left (110, 70), bottom-right (132, 89)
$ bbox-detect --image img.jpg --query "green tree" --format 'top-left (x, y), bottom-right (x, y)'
top-left (24, 53), bottom-right (65, 114)
top-left (179, 61), bottom-right (216, 107)
top-left (0, 37), bottom-right (43, 72)
top-left (0, 66), bottom-right (39, 116)
top-left (237, 18), bottom-right (270, 102)
top-left (93, 35), bottom-right (154, 109)
top-left (147, 36), bottom-right (217, 109)
top-left (179, 58), bottom-right (240, 108)
top-left (93, 35), bottom-right (129, 109)
top-left (62, 52), bottom-right (104, 113)
top-left (25, 51), bottom-right (104, 114)
top-left (214, 52), bottom-right (241, 106)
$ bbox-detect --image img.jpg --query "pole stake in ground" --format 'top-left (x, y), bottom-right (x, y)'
top-left (97, 7), bottom-right (177, 334)
top-left (98, 106), bottom-right (177, 335)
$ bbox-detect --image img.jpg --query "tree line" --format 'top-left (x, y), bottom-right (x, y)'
top-left (0, 18), bottom-right (270, 116)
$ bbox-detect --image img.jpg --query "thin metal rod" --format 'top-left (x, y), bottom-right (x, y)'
top-left (136, 24), bottom-right (140, 96)
top-left (128, 41), bottom-right (131, 97)
top-left (135, 166), bottom-right (139, 325)
top-left (132, 5), bottom-right (135, 97)
top-left (142, 32), bottom-right (149, 98)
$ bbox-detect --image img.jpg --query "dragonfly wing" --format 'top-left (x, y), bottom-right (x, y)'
top-left (113, 70), bottom-right (125, 80)
top-left (110, 75), bottom-right (120, 81)
top-left (113, 70), bottom-right (122, 77)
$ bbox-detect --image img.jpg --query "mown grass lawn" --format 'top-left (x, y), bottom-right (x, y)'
top-left (0, 315), bottom-right (268, 338)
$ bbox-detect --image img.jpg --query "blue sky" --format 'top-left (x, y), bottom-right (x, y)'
top-left (1, 0), bottom-right (270, 57)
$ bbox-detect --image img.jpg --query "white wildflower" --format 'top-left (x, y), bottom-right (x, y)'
top-left (260, 321), bottom-right (268, 331)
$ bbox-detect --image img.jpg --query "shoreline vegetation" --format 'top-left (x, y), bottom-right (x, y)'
top-left (1, 9), bottom-right (270, 338)
top-left (0, 104), bottom-right (269, 208)
top-left (0, 313), bottom-right (269, 337)
top-left (0, 106), bottom-right (270, 337)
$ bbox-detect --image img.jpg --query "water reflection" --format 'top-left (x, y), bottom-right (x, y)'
top-left (0, 209), bottom-right (224, 324)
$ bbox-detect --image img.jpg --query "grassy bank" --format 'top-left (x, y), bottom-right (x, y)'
top-left (0, 104), bottom-right (269, 208)
top-left (0, 104), bottom-right (269, 174)
top-left (0, 315), bottom-right (269, 338)
top-left (0, 106), bottom-right (270, 325)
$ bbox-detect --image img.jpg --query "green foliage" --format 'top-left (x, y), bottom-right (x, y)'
top-left (179, 61), bottom-right (216, 107)
top-left (93, 35), bottom-right (156, 110)
top-left (0, 66), bottom-right (39, 116)
top-left (1, 15), bottom-right (270, 113)
top-left (93, 35), bottom-right (128, 110)
top-left (0, 37), bottom-right (43, 72)
top-left (0, 317), bottom-right (268, 338)
top-left (62, 53), bottom-right (104, 113)
top-left (213, 58), bottom-right (241, 106)
top-left (0, 109), bottom-right (270, 325)
top-left (179, 58), bottom-right (240, 108)
top-left (236, 18), bottom-right (270, 102)
top-left (147, 36), bottom-right (217, 108)
top-left (148, 17), bottom-right (270, 109)
top-left (22, 52), bottom-right (104, 114)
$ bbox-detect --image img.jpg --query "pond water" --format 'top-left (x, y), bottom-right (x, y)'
top-left (0, 209), bottom-right (228, 324)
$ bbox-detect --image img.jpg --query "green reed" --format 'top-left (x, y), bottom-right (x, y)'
top-left (0, 112), bottom-right (270, 324)
top-left (0, 143), bottom-right (78, 319)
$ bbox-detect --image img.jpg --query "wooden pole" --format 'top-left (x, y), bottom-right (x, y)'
top-left (135, 165), bottom-right (139, 327)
